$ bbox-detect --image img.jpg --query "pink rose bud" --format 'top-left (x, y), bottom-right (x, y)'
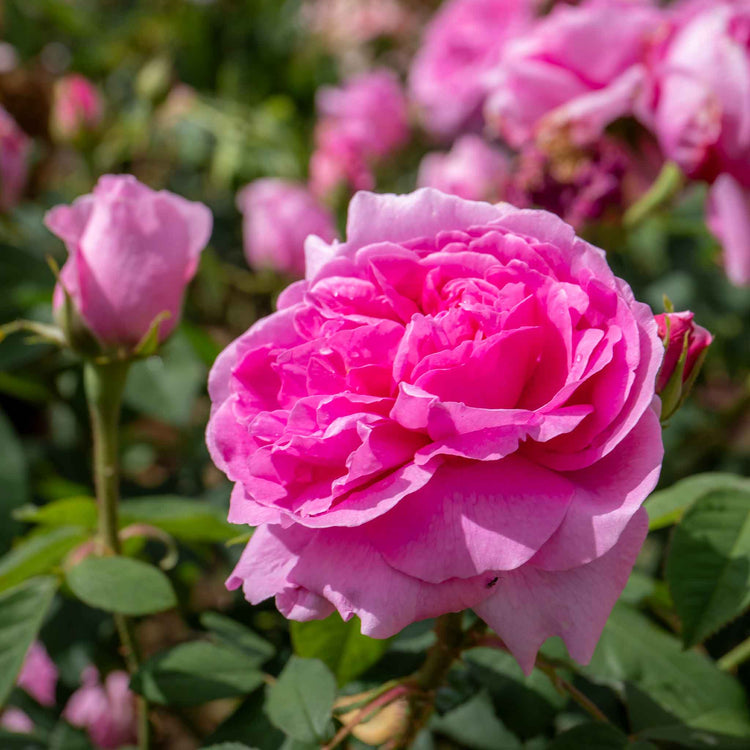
top-left (484, 0), bottom-right (659, 147)
top-left (0, 708), bottom-right (34, 735)
top-left (208, 188), bottom-right (664, 675)
top-left (45, 174), bottom-right (212, 350)
top-left (409, 0), bottom-right (533, 138)
top-left (63, 667), bottom-right (137, 750)
top-left (417, 135), bottom-right (510, 202)
top-left (52, 74), bottom-right (103, 141)
top-left (17, 641), bottom-right (58, 707)
top-left (311, 70), bottom-right (409, 197)
top-left (237, 179), bottom-right (338, 278)
top-left (0, 105), bottom-right (31, 211)
top-left (655, 311), bottom-right (712, 420)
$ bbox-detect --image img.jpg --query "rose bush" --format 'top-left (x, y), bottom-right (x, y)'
top-left (45, 174), bottom-right (212, 349)
top-left (208, 188), bottom-right (664, 673)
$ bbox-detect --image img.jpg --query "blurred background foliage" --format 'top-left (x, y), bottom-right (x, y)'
top-left (0, 1), bottom-right (748, 749)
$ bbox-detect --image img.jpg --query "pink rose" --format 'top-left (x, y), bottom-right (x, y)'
top-left (45, 174), bottom-right (212, 349)
top-left (645, 1), bottom-right (749, 186)
top-left (237, 179), bottom-right (338, 278)
top-left (52, 74), bottom-right (103, 141)
top-left (417, 135), bottom-right (510, 202)
top-left (63, 667), bottom-right (137, 750)
top-left (409, 0), bottom-right (533, 138)
top-left (0, 708), bottom-right (34, 735)
top-left (0, 105), bottom-right (30, 211)
top-left (310, 70), bottom-right (409, 197)
top-left (484, 0), bottom-right (660, 147)
top-left (207, 188), bottom-right (664, 673)
top-left (707, 174), bottom-right (750, 286)
top-left (17, 641), bottom-right (57, 707)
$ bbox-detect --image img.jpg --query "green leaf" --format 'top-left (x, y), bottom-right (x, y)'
top-left (0, 409), bottom-right (28, 552)
top-left (131, 641), bottom-right (265, 706)
top-left (430, 690), bottom-right (521, 750)
top-left (290, 614), bottom-right (390, 686)
top-left (0, 526), bottom-right (89, 592)
top-left (200, 612), bottom-right (275, 663)
top-left (124, 331), bottom-right (206, 426)
top-left (202, 745), bottom-right (259, 750)
top-left (646, 473), bottom-right (748, 530)
top-left (582, 603), bottom-right (750, 736)
top-left (666, 487), bottom-right (750, 647)
top-left (66, 556), bottom-right (176, 615)
top-left (0, 730), bottom-right (47, 749)
top-left (0, 577), bottom-right (58, 707)
top-left (550, 724), bottom-right (653, 750)
top-left (264, 657), bottom-right (336, 743)
top-left (14, 497), bottom-right (97, 529)
top-left (203, 689), bottom-right (284, 750)
top-left (638, 725), bottom-right (750, 749)
top-left (120, 497), bottom-right (235, 543)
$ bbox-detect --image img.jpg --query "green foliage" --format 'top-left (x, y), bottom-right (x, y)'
top-left (131, 641), bottom-right (265, 706)
top-left (0, 577), bottom-right (58, 707)
top-left (0, 409), bottom-right (28, 552)
top-left (666, 486), bottom-right (750, 646)
top-left (66, 556), bottom-right (177, 615)
top-left (264, 657), bottom-right (336, 744)
top-left (549, 724), bottom-right (655, 750)
top-left (290, 614), bottom-right (391, 686)
top-left (201, 612), bottom-right (275, 663)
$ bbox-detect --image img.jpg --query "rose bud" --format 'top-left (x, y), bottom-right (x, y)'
top-left (51, 74), bottom-right (103, 142)
top-left (208, 188), bottom-right (664, 675)
top-left (45, 174), bottom-right (212, 353)
top-left (655, 311), bottom-right (712, 420)
top-left (237, 179), bottom-right (337, 278)
top-left (63, 667), bottom-right (137, 750)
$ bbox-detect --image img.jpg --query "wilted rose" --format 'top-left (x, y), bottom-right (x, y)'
top-left (237, 179), bottom-right (338, 278)
top-left (208, 188), bottom-right (663, 673)
top-left (45, 174), bottom-right (212, 350)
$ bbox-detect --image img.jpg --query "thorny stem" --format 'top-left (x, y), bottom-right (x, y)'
top-left (84, 360), bottom-right (150, 750)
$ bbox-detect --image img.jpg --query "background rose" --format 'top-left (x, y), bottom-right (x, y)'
top-left (17, 641), bottom-right (57, 707)
top-left (45, 174), bottom-right (212, 348)
top-left (208, 188), bottom-right (664, 672)
top-left (237, 179), bottom-right (338, 277)
top-left (644, 0), bottom-right (750, 286)
top-left (417, 134), bottom-right (510, 202)
top-left (63, 667), bottom-right (137, 750)
top-left (408, 0), bottom-right (533, 138)
top-left (0, 104), bottom-right (30, 211)
top-left (484, 0), bottom-right (659, 147)
top-left (51, 73), bottom-right (103, 142)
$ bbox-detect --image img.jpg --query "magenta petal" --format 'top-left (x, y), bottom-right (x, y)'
top-left (475, 508), bottom-right (648, 674)
top-left (366, 457), bottom-right (574, 583)
top-left (531, 407), bottom-right (662, 571)
top-left (287, 526), bottom-right (492, 638)
top-left (707, 175), bottom-right (750, 286)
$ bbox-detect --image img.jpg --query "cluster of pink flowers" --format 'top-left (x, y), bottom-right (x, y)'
top-left (407, 0), bottom-right (749, 285)
top-left (0, 642), bottom-right (136, 749)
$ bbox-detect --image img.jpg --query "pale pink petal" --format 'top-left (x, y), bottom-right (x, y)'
top-left (707, 174), bottom-right (750, 286)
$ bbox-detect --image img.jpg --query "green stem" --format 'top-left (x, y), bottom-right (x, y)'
top-left (84, 360), bottom-right (150, 750)
top-left (397, 612), bottom-right (465, 748)
top-left (718, 636), bottom-right (750, 672)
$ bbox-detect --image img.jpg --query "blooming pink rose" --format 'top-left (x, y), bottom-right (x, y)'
top-left (417, 135), bottom-right (510, 202)
top-left (17, 641), bottom-right (57, 707)
top-left (0, 708), bottom-right (34, 735)
top-left (707, 174), bottom-right (750, 286)
top-left (52, 74), bottom-right (103, 141)
top-left (484, 0), bottom-right (660, 147)
top-left (207, 188), bottom-right (664, 673)
top-left (655, 311), bottom-right (712, 392)
top-left (63, 668), bottom-right (137, 750)
top-left (0, 105), bottom-right (30, 211)
top-left (409, 0), bottom-right (533, 138)
top-left (310, 70), bottom-right (409, 197)
top-left (45, 174), bottom-right (212, 348)
top-left (237, 179), bottom-right (338, 278)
